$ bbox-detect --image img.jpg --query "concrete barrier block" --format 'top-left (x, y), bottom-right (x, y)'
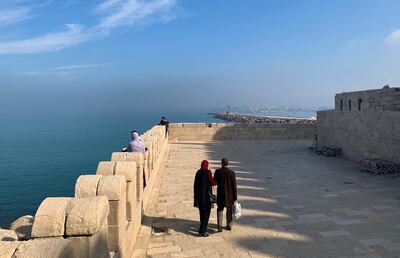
top-left (66, 196), bottom-right (109, 236)
top-left (69, 224), bottom-right (109, 258)
top-left (75, 175), bottom-right (103, 198)
top-left (0, 228), bottom-right (18, 241)
top-left (108, 199), bottom-right (126, 226)
top-left (0, 241), bottom-right (21, 258)
top-left (97, 161), bottom-right (116, 176)
top-left (32, 197), bottom-right (72, 238)
top-left (97, 176), bottom-right (126, 201)
top-left (9, 215), bottom-right (34, 240)
top-left (13, 238), bottom-right (73, 258)
top-left (114, 162), bottom-right (136, 182)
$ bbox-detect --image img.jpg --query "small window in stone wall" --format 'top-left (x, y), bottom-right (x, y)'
top-left (349, 99), bottom-right (352, 111)
top-left (340, 99), bottom-right (343, 110)
top-left (358, 99), bottom-right (362, 111)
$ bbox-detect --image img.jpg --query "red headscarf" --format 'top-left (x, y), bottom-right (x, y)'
top-left (201, 160), bottom-right (209, 170)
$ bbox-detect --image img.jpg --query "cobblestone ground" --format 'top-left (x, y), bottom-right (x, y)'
top-left (132, 140), bottom-right (400, 258)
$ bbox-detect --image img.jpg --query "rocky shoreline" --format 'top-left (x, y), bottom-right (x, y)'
top-left (211, 112), bottom-right (316, 124)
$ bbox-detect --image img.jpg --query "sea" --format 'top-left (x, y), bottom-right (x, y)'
top-left (0, 111), bottom-right (316, 227)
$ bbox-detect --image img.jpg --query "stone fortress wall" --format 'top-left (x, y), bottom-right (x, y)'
top-left (318, 87), bottom-right (400, 162)
top-left (0, 126), bottom-right (169, 258)
top-left (168, 123), bottom-right (317, 141)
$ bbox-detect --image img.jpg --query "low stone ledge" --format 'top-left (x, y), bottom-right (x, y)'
top-left (66, 196), bottom-right (109, 236)
top-left (31, 198), bottom-right (72, 238)
top-left (13, 238), bottom-right (73, 258)
top-left (9, 215), bottom-right (34, 240)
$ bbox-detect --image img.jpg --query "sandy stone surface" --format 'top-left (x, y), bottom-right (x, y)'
top-left (131, 140), bottom-right (400, 258)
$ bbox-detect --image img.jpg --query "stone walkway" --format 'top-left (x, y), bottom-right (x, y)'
top-left (132, 140), bottom-right (400, 258)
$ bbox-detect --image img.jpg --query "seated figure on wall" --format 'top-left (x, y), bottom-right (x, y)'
top-left (122, 131), bottom-right (145, 153)
top-left (158, 116), bottom-right (170, 135)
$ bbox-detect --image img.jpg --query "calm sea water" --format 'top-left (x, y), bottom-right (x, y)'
top-left (0, 112), bottom-right (220, 227)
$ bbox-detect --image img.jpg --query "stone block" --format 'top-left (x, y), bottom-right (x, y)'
top-left (114, 162), bottom-right (136, 182)
top-left (69, 224), bottom-right (110, 258)
top-left (97, 175), bottom-right (126, 201)
top-left (108, 199), bottom-right (126, 226)
top-left (97, 161), bottom-right (116, 176)
top-left (108, 224), bottom-right (125, 253)
top-left (66, 196), bottom-right (109, 236)
top-left (0, 241), bottom-right (21, 258)
top-left (111, 152), bottom-right (126, 162)
top-left (13, 238), bottom-right (73, 258)
top-left (0, 228), bottom-right (18, 241)
top-left (9, 215), bottom-right (34, 240)
top-left (31, 197), bottom-right (72, 238)
top-left (75, 175), bottom-right (103, 198)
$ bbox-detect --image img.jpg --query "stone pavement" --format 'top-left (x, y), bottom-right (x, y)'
top-left (131, 140), bottom-right (400, 258)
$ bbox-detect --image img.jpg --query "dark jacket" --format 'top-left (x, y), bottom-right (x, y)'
top-left (214, 167), bottom-right (237, 208)
top-left (194, 169), bottom-right (212, 210)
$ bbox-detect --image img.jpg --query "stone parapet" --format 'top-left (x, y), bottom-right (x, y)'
top-left (169, 123), bottom-right (316, 141)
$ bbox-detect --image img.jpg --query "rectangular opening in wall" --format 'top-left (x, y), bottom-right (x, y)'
top-left (358, 98), bottom-right (362, 111)
top-left (349, 100), bottom-right (352, 111)
top-left (340, 100), bottom-right (343, 110)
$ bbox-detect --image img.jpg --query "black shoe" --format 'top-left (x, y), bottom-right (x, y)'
top-left (199, 232), bottom-right (209, 237)
top-left (204, 232), bottom-right (209, 236)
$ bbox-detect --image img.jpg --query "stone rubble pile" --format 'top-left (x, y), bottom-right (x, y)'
top-left (316, 146), bottom-right (342, 157)
top-left (359, 159), bottom-right (400, 175)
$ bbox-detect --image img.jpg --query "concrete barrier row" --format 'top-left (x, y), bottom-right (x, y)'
top-left (1, 125), bottom-right (169, 258)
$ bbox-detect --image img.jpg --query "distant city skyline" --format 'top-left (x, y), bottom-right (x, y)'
top-left (1, 0), bottom-right (400, 113)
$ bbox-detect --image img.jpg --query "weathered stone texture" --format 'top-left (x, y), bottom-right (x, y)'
top-left (75, 175), bottom-right (102, 198)
top-left (9, 215), bottom-right (34, 240)
top-left (13, 238), bottom-right (73, 258)
top-left (97, 161), bottom-right (116, 176)
top-left (31, 197), bottom-right (72, 238)
top-left (0, 241), bottom-right (21, 258)
top-left (66, 196), bottom-right (109, 236)
top-left (0, 228), bottom-right (18, 241)
top-left (317, 110), bottom-right (400, 162)
top-left (97, 175), bottom-right (126, 201)
top-left (114, 161), bottom-right (136, 182)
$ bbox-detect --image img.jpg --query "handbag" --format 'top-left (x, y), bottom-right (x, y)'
top-left (208, 190), bottom-right (217, 203)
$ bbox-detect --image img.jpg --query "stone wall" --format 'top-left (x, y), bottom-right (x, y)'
top-left (317, 110), bottom-right (400, 162)
top-left (169, 123), bottom-right (316, 141)
top-left (1, 125), bottom-right (169, 258)
top-left (335, 87), bottom-right (400, 112)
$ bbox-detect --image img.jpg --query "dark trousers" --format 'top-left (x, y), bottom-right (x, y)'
top-left (198, 207), bottom-right (211, 234)
top-left (217, 206), bottom-right (233, 228)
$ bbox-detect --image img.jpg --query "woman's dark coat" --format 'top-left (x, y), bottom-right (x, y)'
top-left (194, 169), bottom-right (212, 210)
top-left (214, 167), bottom-right (237, 208)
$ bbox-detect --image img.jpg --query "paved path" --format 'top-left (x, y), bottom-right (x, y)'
top-left (132, 140), bottom-right (400, 258)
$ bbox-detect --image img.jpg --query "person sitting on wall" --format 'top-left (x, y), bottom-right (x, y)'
top-left (121, 131), bottom-right (145, 153)
top-left (158, 116), bottom-right (170, 135)
top-left (122, 131), bottom-right (148, 188)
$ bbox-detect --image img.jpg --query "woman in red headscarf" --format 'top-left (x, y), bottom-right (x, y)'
top-left (193, 160), bottom-right (216, 237)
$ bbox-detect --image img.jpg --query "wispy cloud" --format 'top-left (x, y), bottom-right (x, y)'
top-left (97, 0), bottom-right (177, 29)
top-left (0, 7), bottom-right (32, 26)
top-left (0, 0), bottom-right (179, 55)
top-left (385, 29), bottom-right (400, 45)
top-left (0, 24), bottom-right (97, 54)
top-left (50, 64), bottom-right (105, 71)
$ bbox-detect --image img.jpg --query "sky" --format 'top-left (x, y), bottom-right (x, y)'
top-left (1, 0), bottom-right (400, 113)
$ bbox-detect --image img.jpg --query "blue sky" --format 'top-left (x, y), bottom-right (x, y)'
top-left (1, 0), bottom-right (400, 112)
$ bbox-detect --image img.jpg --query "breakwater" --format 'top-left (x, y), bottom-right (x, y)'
top-left (212, 112), bottom-right (316, 124)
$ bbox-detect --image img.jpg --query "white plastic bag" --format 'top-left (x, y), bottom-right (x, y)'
top-left (233, 201), bottom-right (241, 219)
